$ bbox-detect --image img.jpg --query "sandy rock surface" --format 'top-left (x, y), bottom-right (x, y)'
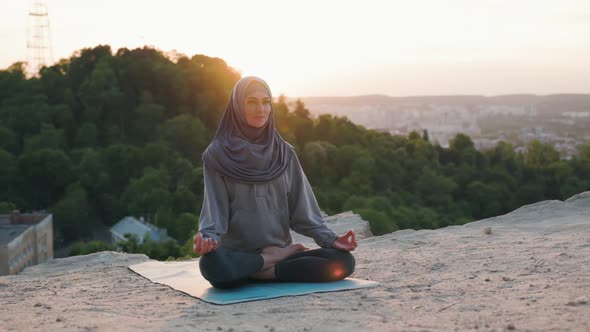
top-left (290, 210), bottom-right (373, 247)
top-left (1, 192), bottom-right (590, 332)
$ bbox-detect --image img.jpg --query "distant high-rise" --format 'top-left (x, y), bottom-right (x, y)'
top-left (26, 0), bottom-right (53, 77)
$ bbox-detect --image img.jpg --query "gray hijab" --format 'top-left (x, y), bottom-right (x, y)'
top-left (202, 76), bottom-right (294, 183)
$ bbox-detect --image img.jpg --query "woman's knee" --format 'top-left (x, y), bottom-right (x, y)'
top-left (326, 249), bottom-right (355, 269)
top-left (338, 251), bottom-right (356, 277)
top-left (325, 249), bottom-right (355, 279)
top-left (199, 250), bottom-right (233, 283)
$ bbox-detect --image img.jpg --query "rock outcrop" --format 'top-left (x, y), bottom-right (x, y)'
top-left (290, 210), bottom-right (373, 247)
top-left (1, 192), bottom-right (589, 331)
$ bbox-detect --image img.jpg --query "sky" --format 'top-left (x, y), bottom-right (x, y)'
top-left (1, 0), bottom-right (590, 97)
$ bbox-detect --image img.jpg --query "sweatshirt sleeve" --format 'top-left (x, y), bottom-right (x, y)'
top-left (197, 164), bottom-right (230, 243)
top-left (287, 156), bottom-right (339, 248)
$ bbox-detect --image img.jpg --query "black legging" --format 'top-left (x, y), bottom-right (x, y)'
top-left (199, 247), bottom-right (356, 289)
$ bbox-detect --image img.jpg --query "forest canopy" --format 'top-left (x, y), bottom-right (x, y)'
top-left (1, 45), bottom-right (589, 259)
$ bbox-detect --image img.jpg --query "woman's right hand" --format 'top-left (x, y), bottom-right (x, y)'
top-left (193, 232), bottom-right (218, 255)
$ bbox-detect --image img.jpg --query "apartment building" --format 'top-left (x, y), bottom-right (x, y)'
top-left (0, 211), bottom-right (53, 276)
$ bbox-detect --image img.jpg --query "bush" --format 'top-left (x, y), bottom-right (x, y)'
top-left (0, 202), bottom-right (16, 213)
top-left (115, 233), bottom-right (181, 261)
top-left (69, 240), bottom-right (115, 256)
top-left (353, 208), bottom-right (398, 235)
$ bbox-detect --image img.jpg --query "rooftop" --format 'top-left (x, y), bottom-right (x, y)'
top-left (0, 212), bottom-right (51, 247)
top-left (0, 224), bottom-right (29, 247)
top-left (110, 216), bottom-right (168, 243)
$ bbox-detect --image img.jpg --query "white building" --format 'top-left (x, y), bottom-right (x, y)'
top-left (109, 216), bottom-right (170, 244)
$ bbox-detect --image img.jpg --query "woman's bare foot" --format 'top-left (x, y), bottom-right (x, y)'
top-left (251, 244), bottom-right (307, 280)
top-left (261, 243), bottom-right (307, 261)
top-left (255, 244), bottom-right (308, 276)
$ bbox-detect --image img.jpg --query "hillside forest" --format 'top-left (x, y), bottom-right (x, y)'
top-left (1, 46), bottom-right (589, 259)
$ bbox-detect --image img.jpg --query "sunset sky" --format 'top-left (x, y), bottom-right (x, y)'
top-left (1, 0), bottom-right (590, 97)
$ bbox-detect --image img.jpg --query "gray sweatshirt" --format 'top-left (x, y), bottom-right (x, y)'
top-left (198, 156), bottom-right (338, 253)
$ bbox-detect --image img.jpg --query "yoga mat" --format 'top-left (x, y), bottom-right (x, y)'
top-left (128, 259), bottom-right (380, 305)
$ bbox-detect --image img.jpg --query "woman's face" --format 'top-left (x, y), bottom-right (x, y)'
top-left (243, 90), bottom-right (271, 128)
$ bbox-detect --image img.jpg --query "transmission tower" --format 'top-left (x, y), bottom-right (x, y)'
top-left (27, 0), bottom-right (53, 77)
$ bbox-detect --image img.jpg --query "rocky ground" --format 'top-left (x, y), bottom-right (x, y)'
top-left (1, 192), bottom-right (589, 332)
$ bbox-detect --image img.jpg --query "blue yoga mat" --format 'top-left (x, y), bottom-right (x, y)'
top-left (129, 259), bottom-right (379, 305)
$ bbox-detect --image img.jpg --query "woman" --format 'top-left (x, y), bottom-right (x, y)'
top-left (193, 76), bottom-right (357, 289)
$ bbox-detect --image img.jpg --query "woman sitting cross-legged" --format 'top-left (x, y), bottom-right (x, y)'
top-left (193, 76), bottom-right (357, 289)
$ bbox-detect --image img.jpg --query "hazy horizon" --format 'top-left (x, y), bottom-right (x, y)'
top-left (294, 90), bottom-right (590, 99)
top-left (2, 0), bottom-right (590, 97)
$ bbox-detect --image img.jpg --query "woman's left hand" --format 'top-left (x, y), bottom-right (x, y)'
top-left (331, 230), bottom-right (358, 251)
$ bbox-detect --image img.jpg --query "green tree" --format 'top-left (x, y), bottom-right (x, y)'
top-left (172, 187), bottom-right (198, 216)
top-left (18, 148), bottom-right (74, 208)
top-left (171, 212), bottom-right (199, 243)
top-left (51, 183), bottom-right (91, 242)
top-left (78, 57), bottom-right (124, 142)
top-left (139, 237), bottom-right (181, 261)
top-left (515, 183), bottom-right (545, 206)
top-left (465, 181), bottom-right (503, 219)
top-left (118, 233), bottom-right (140, 253)
top-left (1, 102), bottom-right (50, 145)
top-left (524, 140), bottom-right (560, 167)
top-left (159, 114), bottom-right (209, 164)
top-left (116, 233), bottom-right (180, 261)
top-left (102, 144), bottom-right (143, 192)
top-left (293, 99), bottom-right (310, 119)
top-left (449, 133), bottom-right (478, 165)
top-left (23, 123), bottom-right (66, 152)
top-left (353, 208), bottom-right (398, 235)
top-left (301, 141), bottom-right (336, 184)
top-left (0, 62), bottom-right (27, 102)
top-left (560, 176), bottom-right (589, 199)
top-left (486, 141), bottom-right (520, 174)
top-left (0, 126), bottom-right (19, 154)
top-left (389, 206), bottom-right (417, 230)
top-left (413, 206), bottom-right (440, 229)
top-left (291, 99), bottom-right (314, 149)
top-left (0, 149), bottom-right (17, 201)
top-left (342, 195), bottom-right (369, 212)
top-left (414, 168), bottom-right (458, 208)
top-left (130, 91), bottom-right (165, 142)
top-left (366, 196), bottom-right (394, 217)
top-left (422, 129), bottom-right (429, 142)
top-left (0, 202), bottom-right (16, 214)
top-left (122, 167), bottom-right (172, 227)
top-left (73, 122), bottom-right (97, 148)
top-left (70, 240), bottom-right (115, 256)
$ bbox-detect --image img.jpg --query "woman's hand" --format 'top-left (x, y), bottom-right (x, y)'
top-left (193, 232), bottom-right (218, 255)
top-left (331, 230), bottom-right (358, 251)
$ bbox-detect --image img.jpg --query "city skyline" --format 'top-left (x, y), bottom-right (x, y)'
top-left (1, 0), bottom-right (590, 97)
